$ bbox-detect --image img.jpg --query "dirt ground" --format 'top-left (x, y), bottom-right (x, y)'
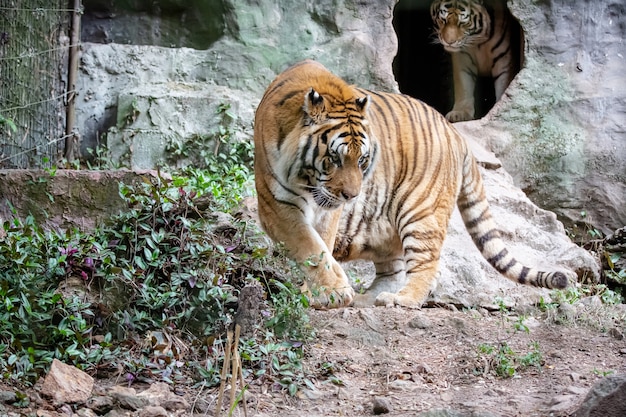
top-left (1, 302), bottom-right (625, 417)
top-left (245, 303), bottom-right (626, 417)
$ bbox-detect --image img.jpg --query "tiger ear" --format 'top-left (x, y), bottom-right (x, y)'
top-left (356, 95), bottom-right (370, 114)
top-left (303, 88), bottom-right (326, 123)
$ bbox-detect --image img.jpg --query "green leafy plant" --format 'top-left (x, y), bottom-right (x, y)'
top-left (592, 368), bottom-right (615, 377)
top-left (265, 279), bottom-right (312, 341)
top-left (165, 102), bottom-right (253, 177)
top-left (476, 341), bottom-right (543, 378)
top-left (605, 252), bottom-right (626, 286)
top-left (0, 116), bottom-right (322, 399)
top-left (0, 114), bottom-right (17, 133)
top-left (549, 284), bottom-right (623, 307)
top-left (0, 163), bottom-right (315, 396)
top-left (0, 215), bottom-right (111, 382)
top-left (239, 333), bottom-right (314, 397)
top-left (84, 145), bottom-right (121, 170)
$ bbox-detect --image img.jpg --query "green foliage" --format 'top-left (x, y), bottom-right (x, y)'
top-left (101, 173), bottom-right (242, 339)
top-left (84, 145), bottom-right (122, 170)
top-left (240, 333), bottom-right (314, 397)
top-left (548, 284), bottom-right (623, 307)
top-left (0, 114), bottom-right (17, 133)
top-left (265, 279), bottom-right (312, 341)
top-left (605, 252), bottom-right (626, 285)
top-left (476, 341), bottom-right (543, 378)
top-left (166, 103), bottom-right (254, 176)
top-left (0, 214), bottom-right (111, 382)
top-left (0, 158), bottom-right (313, 394)
top-left (475, 297), bottom-right (545, 378)
top-left (165, 103), bottom-right (254, 213)
top-left (592, 368), bottom-right (615, 377)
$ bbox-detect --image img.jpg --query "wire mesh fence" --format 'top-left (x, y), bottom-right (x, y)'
top-left (0, 0), bottom-right (78, 169)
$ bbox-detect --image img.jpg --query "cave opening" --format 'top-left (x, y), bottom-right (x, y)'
top-left (393, 0), bottom-right (523, 121)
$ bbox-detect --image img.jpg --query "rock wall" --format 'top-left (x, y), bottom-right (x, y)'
top-left (77, 0), bottom-right (397, 168)
top-left (456, 0), bottom-right (625, 235)
top-left (76, 0), bottom-right (624, 235)
top-left (0, 169), bottom-right (160, 231)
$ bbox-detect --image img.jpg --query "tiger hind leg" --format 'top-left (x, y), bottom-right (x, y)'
top-left (375, 219), bottom-right (446, 308)
top-left (352, 258), bottom-right (407, 307)
top-left (374, 262), bottom-right (439, 308)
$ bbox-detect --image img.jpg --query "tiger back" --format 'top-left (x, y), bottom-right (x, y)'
top-left (430, 0), bottom-right (521, 122)
top-left (254, 60), bottom-right (570, 309)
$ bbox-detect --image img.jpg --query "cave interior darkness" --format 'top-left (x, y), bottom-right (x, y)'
top-left (393, 0), bottom-right (523, 120)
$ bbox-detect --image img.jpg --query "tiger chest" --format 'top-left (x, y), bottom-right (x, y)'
top-left (332, 214), bottom-right (401, 262)
top-left (456, 45), bottom-right (496, 76)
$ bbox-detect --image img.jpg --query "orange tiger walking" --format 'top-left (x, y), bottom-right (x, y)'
top-left (254, 60), bottom-right (570, 309)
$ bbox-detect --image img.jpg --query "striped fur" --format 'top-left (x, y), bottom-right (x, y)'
top-left (430, 0), bottom-right (519, 122)
top-left (254, 60), bottom-right (570, 309)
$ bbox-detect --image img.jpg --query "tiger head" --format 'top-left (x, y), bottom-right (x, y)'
top-left (295, 88), bottom-right (375, 210)
top-left (430, 0), bottom-right (490, 52)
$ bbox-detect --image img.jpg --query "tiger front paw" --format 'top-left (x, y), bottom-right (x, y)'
top-left (445, 109), bottom-right (474, 123)
top-left (305, 284), bottom-right (355, 309)
top-left (302, 255), bottom-right (355, 309)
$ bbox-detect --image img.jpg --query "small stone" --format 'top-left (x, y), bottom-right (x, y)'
top-left (608, 327), bottom-right (624, 340)
top-left (580, 296), bottom-right (603, 308)
top-left (444, 303), bottom-right (458, 312)
top-left (619, 348), bottom-right (626, 355)
top-left (556, 303), bottom-right (576, 324)
top-left (0, 391), bottom-right (17, 404)
top-left (34, 410), bottom-right (62, 417)
top-left (566, 386), bottom-right (588, 395)
top-left (446, 317), bottom-right (468, 335)
top-left (138, 406), bottom-right (168, 417)
top-left (85, 395), bottom-right (114, 415)
top-left (136, 383), bottom-right (189, 411)
top-left (298, 387), bottom-right (324, 400)
top-left (388, 379), bottom-right (418, 391)
top-left (569, 373), bottom-right (582, 382)
top-left (109, 386), bottom-right (148, 411)
top-left (98, 410), bottom-right (126, 417)
top-left (336, 388), bottom-right (350, 400)
top-left (40, 359), bottom-right (94, 404)
top-left (549, 394), bottom-right (579, 413)
top-left (75, 408), bottom-right (98, 417)
top-left (408, 314), bottom-right (431, 329)
top-left (58, 404), bottom-right (73, 416)
top-left (372, 397), bottom-right (392, 414)
top-left (359, 308), bottom-right (384, 332)
top-left (440, 392), bottom-right (453, 402)
top-left (162, 396), bottom-right (189, 411)
top-left (415, 363), bottom-right (433, 375)
top-left (521, 316), bottom-right (542, 329)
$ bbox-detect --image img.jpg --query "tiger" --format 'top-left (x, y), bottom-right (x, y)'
top-left (430, 0), bottom-right (521, 122)
top-left (253, 59), bottom-right (571, 309)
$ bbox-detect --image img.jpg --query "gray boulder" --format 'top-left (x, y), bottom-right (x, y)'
top-left (573, 374), bottom-right (626, 417)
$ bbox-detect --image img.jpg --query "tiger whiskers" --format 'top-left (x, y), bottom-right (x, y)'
top-left (312, 188), bottom-right (341, 209)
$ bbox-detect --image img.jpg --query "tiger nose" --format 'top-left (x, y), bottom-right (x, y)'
top-left (341, 189), bottom-right (358, 201)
